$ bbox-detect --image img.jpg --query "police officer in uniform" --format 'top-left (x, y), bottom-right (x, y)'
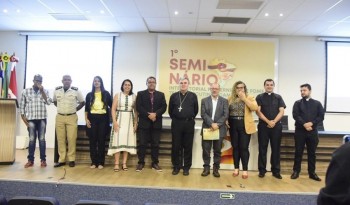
top-left (53, 75), bottom-right (85, 167)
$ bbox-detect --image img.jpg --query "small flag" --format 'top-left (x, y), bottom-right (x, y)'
top-left (9, 54), bottom-right (19, 98)
top-left (1, 53), bottom-right (10, 98)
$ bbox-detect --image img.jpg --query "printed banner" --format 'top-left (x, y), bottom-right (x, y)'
top-left (157, 35), bottom-right (278, 104)
top-left (157, 35), bottom-right (278, 165)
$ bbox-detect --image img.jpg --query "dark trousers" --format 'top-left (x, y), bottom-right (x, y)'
top-left (202, 137), bottom-right (223, 169)
top-left (258, 123), bottom-right (282, 174)
top-left (87, 114), bottom-right (109, 166)
top-left (228, 118), bottom-right (251, 171)
top-left (171, 119), bottom-right (195, 170)
top-left (293, 128), bottom-right (319, 173)
top-left (27, 119), bottom-right (47, 162)
top-left (137, 127), bottom-right (161, 165)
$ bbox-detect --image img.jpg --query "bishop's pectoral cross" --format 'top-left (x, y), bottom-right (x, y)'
top-left (178, 106), bottom-right (182, 112)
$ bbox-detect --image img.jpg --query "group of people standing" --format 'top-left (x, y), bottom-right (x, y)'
top-left (20, 75), bottom-right (86, 168)
top-left (19, 74), bottom-right (325, 182)
top-left (200, 79), bottom-right (324, 181)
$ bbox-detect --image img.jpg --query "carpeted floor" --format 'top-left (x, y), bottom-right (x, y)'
top-left (0, 179), bottom-right (317, 205)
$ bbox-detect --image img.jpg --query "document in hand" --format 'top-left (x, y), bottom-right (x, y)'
top-left (203, 128), bottom-right (220, 140)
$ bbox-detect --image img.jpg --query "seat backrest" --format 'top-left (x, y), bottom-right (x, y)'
top-left (74, 200), bottom-right (121, 205)
top-left (0, 195), bottom-right (7, 205)
top-left (281, 115), bottom-right (288, 130)
top-left (317, 121), bottom-right (325, 131)
top-left (144, 203), bottom-right (185, 205)
top-left (8, 196), bottom-right (59, 205)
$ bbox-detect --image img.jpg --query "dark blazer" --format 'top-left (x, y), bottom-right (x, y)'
top-left (136, 90), bottom-right (167, 129)
top-left (201, 95), bottom-right (229, 138)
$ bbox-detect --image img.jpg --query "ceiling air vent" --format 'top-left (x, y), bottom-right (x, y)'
top-left (212, 17), bottom-right (250, 24)
top-left (217, 0), bottom-right (264, 9)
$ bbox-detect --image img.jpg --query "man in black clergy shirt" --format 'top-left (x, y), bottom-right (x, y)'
top-left (169, 77), bottom-right (198, 176)
top-left (256, 79), bottom-right (286, 179)
top-left (291, 83), bottom-right (325, 181)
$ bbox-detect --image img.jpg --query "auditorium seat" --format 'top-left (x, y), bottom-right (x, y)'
top-left (0, 195), bottom-right (7, 205)
top-left (317, 121), bottom-right (325, 131)
top-left (74, 200), bottom-right (121, 205)
top-left (8, 196), bottom-right (59, 205)
top-left (343, 135), bottom-right (350, 144)
top-left (144, 203), bottom-right (185, 205)
top-left (281, 115), bottom-right (289, 130)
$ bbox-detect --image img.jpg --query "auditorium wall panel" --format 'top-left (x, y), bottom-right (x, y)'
top-left (0, 32), bottom-right (349, 149)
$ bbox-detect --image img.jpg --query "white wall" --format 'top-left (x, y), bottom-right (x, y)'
top-left (278, 36), bottom-right (350, 131)
top-left (1, 31), bottom-right (350, 149)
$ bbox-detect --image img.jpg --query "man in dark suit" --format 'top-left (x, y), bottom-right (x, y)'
top-left (200, 83), bottom-right (229, 177)
top-left (136, 76), bottom-right (167, 172)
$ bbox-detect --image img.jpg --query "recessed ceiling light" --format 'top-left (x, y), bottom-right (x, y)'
top-left (3, 9), bottom-right (8, 13)
top-left (174, 11), bottom-right (179, 15)
top-left (100, 10), bottom-right (105, 14)
top-left (279, 13), bottom-right (283, 17)
top-left (16, 9), bottom-right (20, 13)
top-left (264, 13), bottom-right (269, 17)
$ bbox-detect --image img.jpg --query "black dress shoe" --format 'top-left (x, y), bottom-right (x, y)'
top-left (69, 161), bottom-right (75, 167)
top-left (172, 168), bottom-right (180, 175)
top-left (183, 169), bottom-right (189, 176)
top-left (291, 171), bottom-right (299, 179)
top-left (258, 172), bottom-right (265, 178)
top-left (272, 173), bottom-right (283, 179)
top-left (212, 168), bottom-right (220, 178)
top-left (54, 162), bottom-right (66, 168)
top-left (309, 173), bottom-right (321, 181)
top-left (201, 168), bottom-right (210, 176)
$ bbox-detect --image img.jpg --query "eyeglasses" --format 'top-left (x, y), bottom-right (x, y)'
top-left (210, 88), bottom-right (219, 90)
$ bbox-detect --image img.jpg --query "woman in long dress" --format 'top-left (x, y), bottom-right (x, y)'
top-left (107, 79), bottom-right (137, 171)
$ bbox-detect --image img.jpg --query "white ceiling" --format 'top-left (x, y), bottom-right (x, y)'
top-left (0, 0), bottom-right (349, 37)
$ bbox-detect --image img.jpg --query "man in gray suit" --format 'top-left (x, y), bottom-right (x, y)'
top-left (200, 83), bottom-right (229, 177)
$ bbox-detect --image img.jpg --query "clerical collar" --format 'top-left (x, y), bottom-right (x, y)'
top-left (265, 92), bottom-right (273, 95)
top-left (303, 97), bottom-right (311, 101)
top-left (180, 91), bottom-right (187, 95)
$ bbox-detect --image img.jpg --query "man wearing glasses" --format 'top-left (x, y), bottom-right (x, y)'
top-left (200, 83), bottom-right (228, 177)
top-left (136, 76), bottom-right (167, 172)
top-left (20, 74), bottom-right (52, 168)
top-left (256, 79), bottom-right (286, 179)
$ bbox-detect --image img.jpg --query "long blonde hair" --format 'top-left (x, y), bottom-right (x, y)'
top-left (228, 81), bottom-right (248, 104)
